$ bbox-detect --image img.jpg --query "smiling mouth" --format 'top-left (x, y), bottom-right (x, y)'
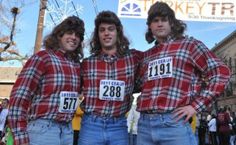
top-left (157, 29), bottom-right (164, 32)
top-left (67, 41), bottom-right (76, 45)
top-left (104, 38), bottom-right (111, 41)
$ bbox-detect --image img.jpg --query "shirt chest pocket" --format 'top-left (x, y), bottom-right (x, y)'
top-left (118, 69), bottom-right (135, 94)
top-left (125, 70), bottom-right (134, 82)
top-left (45, 64), bottom-right (65, 85)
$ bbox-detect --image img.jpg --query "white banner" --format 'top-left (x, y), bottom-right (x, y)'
top-left (118, 0), bottom-right (236, 22)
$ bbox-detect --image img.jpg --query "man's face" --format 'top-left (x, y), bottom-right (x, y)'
top-left (1, 100), bottom-right (8, 109)
top-left (59, 30), bottom-right (81, 52)
top-left (98, 23), bottom-right (117, 51)
top-left (149, 16), bottom-right (171, 42)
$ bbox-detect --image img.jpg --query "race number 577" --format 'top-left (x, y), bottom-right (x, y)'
top-left (59, 91), bottom-right (79, 113)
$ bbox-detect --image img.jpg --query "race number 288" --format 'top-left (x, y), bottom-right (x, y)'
top-left (99, 80), bottom-right (125, 101)
top-left (103, 85), bottom-right (122, 98)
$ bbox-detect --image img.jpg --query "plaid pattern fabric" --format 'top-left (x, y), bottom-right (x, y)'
top-left (8, 49), bottom-right (81, 145)
top-left (137, 37), bottom-right (231, 113)
top-left (81, 49), bottom-right (142, 117)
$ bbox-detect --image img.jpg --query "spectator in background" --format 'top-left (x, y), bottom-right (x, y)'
top-left (198, 114), bottom-right (208, 145)
top-left (217, 107), bottom-right (231, 145)
top-left (206, 112), bottom-right (212, 145)
top-left (4, 118), bottom-right (13, 145)
top-left (208, 114), bottom-right (218, 145)
top-left (5, 126), bottom-right (13, 145)
top-left (127, 102), bottom-right (140, 145)
top-left (0, 99), bottom-right (9, 140)
top-left (72, 106), bottom-right (84, 145)
top-left (195, 114), bottom-right (201, 145)
top-left (72, 96), bottom-right (84, 145)
top-left (207, 113), bottom-right (212, 122)
top-left (230, 112), bottom-right (236, 145)
top-left (191, 114), bottom-right (197, 134)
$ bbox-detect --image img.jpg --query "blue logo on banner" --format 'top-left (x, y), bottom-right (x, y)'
top-left (120, 3), bottom-right (141, 16)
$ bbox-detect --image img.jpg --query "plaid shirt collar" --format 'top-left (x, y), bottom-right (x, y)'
top-left (154, 35), bottom-right (176, 46)
top-left (98, 51), bottom-right (118, 63)
top-left (55, 49), bottom-right (65, 57)
top-left (54, 49), bottom-right (77, 62)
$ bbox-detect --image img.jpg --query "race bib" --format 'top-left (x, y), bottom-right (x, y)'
top-left (99, 80), bottom-right (125, 101)
top-left (59, 91), bottom-right (80, 113)
top-left (148, 57), bottom-right (173, 80)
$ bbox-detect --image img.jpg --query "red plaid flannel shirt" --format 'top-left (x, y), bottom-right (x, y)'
top-left (81, 49), bottom-right (142, 117)
top-left (8, 50), bottom-right (81, 145)
top-left (137, 37), bottom-right (231, 113)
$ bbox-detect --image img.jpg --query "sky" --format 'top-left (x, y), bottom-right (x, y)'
top-left (1, 0), bottom-right (236, 66)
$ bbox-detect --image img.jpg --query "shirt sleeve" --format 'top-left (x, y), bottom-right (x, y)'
top-left (190, 39), bottom-right (231, 112)
top-left (8, 53), bottom-right (45, 145)
top-left (131, 49), bottom-right (144, 93)
top-left (208, 119), bottom-right (213, 127)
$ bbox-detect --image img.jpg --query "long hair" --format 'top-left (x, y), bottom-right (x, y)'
top-left (43, 16), bottom-right (85, 60)
top-left (90, 11), bottom-right (129, 56)
top-left (145, 2), bottom-right (186, 44)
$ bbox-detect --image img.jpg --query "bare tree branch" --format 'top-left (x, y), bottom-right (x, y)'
top-left (0, 5), bottom-right (24, 63)
top-left (0, 1), bottom-right (38, 64)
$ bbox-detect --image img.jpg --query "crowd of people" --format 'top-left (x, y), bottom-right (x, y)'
top-left (1, 99), bottom-right (236, 145)
top-left (195, 107), bottom-right (236, 145)
top-left (0, 98), bottom-right (14, 145)
top-left (3, 1), bottom-right (232, 145)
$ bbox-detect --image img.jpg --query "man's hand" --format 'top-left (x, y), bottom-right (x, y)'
top-left (173, 105), bottom-right (196, 123)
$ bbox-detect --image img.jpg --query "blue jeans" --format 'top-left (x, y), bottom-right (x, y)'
top-left (78, 114), bottom-right (128, 145)
top-left (230, 135), bottom-right (236, 145)
top-left (129, 133), bottom-right (137, 145)
top-left (137, 113), bottom-right (197, 145)
top-left (27, 119), bottom-right (73, 145)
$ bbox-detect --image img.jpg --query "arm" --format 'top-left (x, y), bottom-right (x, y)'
top-left (208, 119), bottom-right (213, 128)
top-left (174, 39), bottom-right (230, 122)
top-left (132, 49), bottom-right (144, 93)
top-left (190, 40), bottom-right (231, 112)
top-left (8, 54), bottom-right (45, 145)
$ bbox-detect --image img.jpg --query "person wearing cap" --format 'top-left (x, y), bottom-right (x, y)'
top-left (78, 11), bottom-right (142, 145)
top-left (136, 1), bottom-right (231, 145)
top-left (8, 16), bottom-right (85, 145)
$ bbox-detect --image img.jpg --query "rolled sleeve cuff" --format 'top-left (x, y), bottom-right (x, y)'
top-left (13, 132), bottom-right (29, 145)
top-left (191, 96), bottom-right (212, 112)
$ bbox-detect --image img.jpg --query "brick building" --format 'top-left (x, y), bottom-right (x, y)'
top-left (0, 67), bottom-right (22, 99)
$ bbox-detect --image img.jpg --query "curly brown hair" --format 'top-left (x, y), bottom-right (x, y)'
top-left (90, 11), bottom-right (130, 56)
top-left (145, 2), bottom-right (186, 44)
top-left (43, 16), bottom-right (85, 60)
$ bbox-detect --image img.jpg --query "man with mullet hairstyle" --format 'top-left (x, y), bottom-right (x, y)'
top-left (137, 2), bottom-right (231, 145)
top-left (8, 16), bottom-right (85, 145)
top-left (79, 11), bottom-right (142, 145)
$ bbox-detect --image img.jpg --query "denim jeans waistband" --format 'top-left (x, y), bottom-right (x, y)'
top-left (84, 113), bottom-right (126, 123)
